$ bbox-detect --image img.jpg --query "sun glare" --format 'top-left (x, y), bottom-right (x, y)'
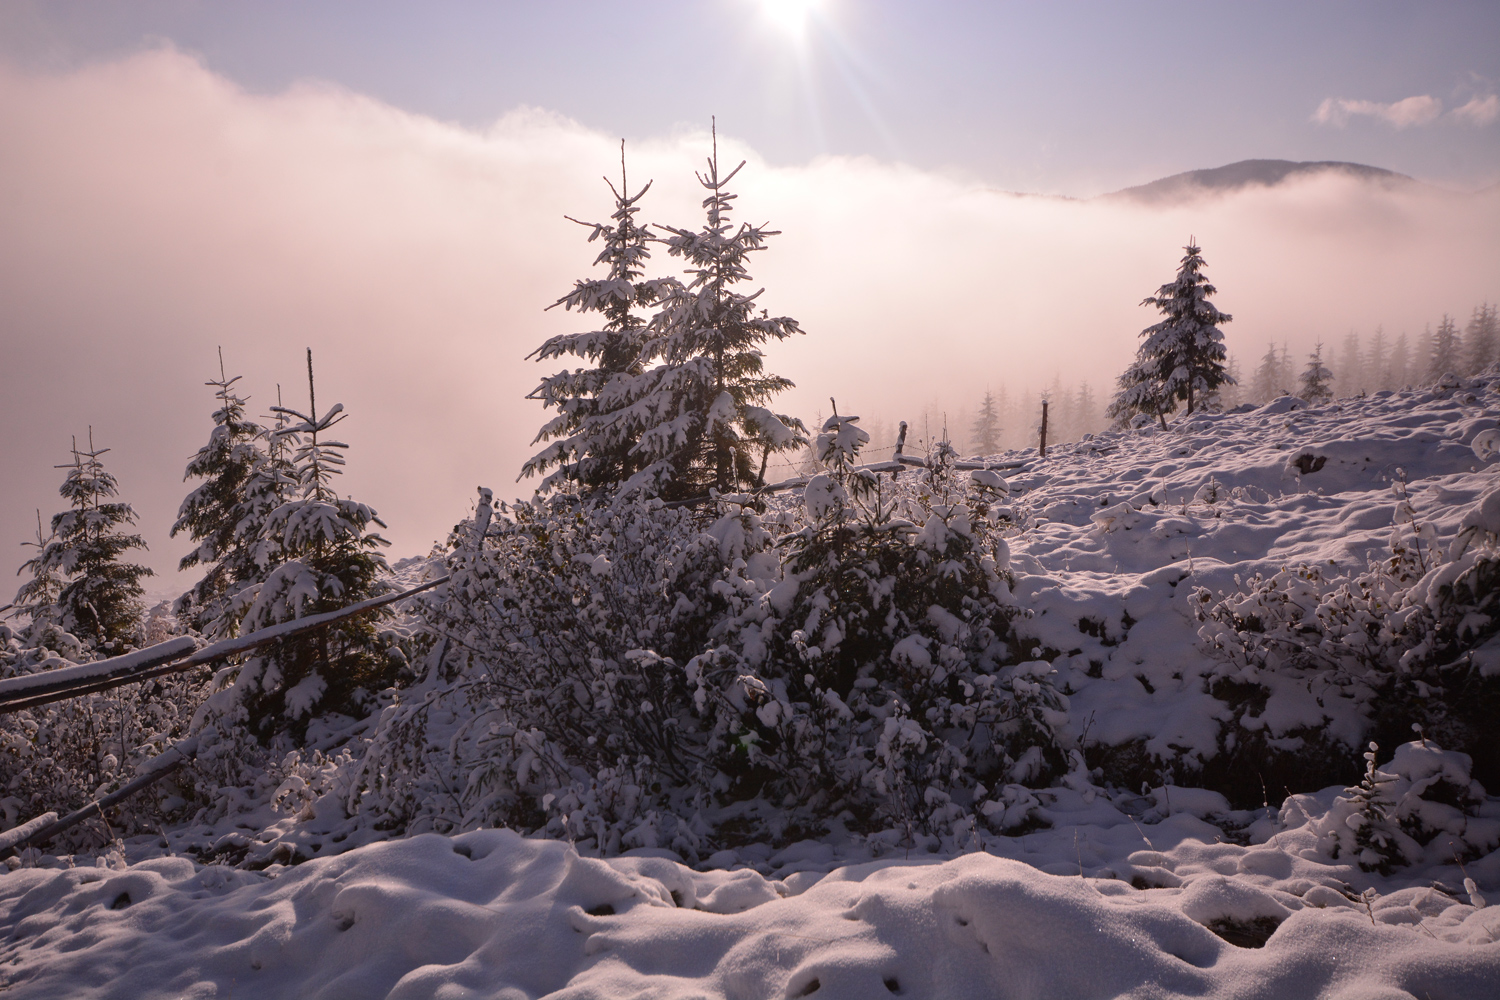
top-left (761, 0), bottom-right (819, 40)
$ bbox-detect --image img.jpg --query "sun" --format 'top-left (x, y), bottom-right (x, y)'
top-left (760, 0), bottom-right (819, 40)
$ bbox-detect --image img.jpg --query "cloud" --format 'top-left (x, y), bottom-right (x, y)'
top-left (1313, 94), bottom-right (1443, 129)
top-left (0, 48), bottom-right (1497, 595)
top-left (1450, 93), bottom-right (1500, 126)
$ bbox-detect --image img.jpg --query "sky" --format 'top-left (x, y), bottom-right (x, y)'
top-left (0, 1), bottom-right (1497, 601)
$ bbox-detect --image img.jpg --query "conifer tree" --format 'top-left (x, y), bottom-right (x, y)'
top-left (1299, 342), bottom-right (1335, 403)
top-left (1278, 342), bottom-right (1295, 397)
top-left (1108, 239), bottom-right (1234, 428)
top-left (1075, 381), bottom-right (1098, 433)
top-left (19, 434), bottom-right (152, 653)
top-left (1367, 327), bottom-right (1389, 390)
top-left (1334, 331), bottom-right (1362, 398)
top-left (171, 351), bottom-right (268, 634)
top-left (234, 351), bottom-right (392, 734)
top-left (1390, 333), bottom-right (1411, 388)
top-left (1426, 316), bottom-right (1462, 383)
top-left (970, 391), bottom-right (1001, 455)
top-left (522, 143), bottom-right (667, 492)
top-left (1466, 304), bottom-right (1498, 374)
top-left (1251, 342), bottom-right (1281, 403)
top-left (11, 511), bottom-right (63, 629)
top-left (1219, 358), bottom-right (1242, 408)
top-left (622, 122), bottom-right (808, 496)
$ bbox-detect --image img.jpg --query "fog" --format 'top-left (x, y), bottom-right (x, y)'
top-left (1, 48), bottom-right (1496, 598)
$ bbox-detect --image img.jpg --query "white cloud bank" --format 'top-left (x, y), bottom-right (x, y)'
top-left (1314, 92), bottom-right (1499, 128)
top-left (0, 49), bottom-right (1496, 591)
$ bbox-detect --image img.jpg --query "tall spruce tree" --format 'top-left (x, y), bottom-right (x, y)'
top-left (620, 122), bottom-right (807, 497)
top-left (19, 434), bottom-right (152, 653)
top-left (1299, 342), bottom-right (1335, 402)
top-left (1466, 304), bottom-right (1498, 374)
top-left (1108, 239), bottom-right (1234, 428)
top-left (522, 143), bottom-right (667, 492)
top-left (233, 351), bottom-right (391, 735)
top-left (971, 390), bottom-right (1001, 455)
top-left (171, 351), bottom-right (268, 634)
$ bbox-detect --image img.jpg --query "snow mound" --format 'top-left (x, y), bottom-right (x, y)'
top-left (3, 825), bottom-right (1499, 999)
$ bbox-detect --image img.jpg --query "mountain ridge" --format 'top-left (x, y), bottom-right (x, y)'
top-left (1100, 158), bottom-right (1415, 203)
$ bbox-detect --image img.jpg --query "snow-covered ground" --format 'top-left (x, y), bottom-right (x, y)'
top-left (2, 798), bottom-right (1497, 999)
top-left (4, 379), bottom-right (1500, 998)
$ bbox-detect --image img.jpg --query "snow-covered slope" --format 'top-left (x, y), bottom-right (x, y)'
top-left (3, 379), bottom-right (1500, 998)
top-left (1006, 382), bottom-right (1497, 778)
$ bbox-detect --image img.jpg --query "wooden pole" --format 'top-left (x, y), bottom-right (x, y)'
top-left (1040, 399), bottom-right (1049, 457)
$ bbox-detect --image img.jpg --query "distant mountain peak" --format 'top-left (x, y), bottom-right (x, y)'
top-left (1101, 159), bottom-right (1414, 203)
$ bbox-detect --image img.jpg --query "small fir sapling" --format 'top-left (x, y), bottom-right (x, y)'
top-left (171, 350), bottom-right (270, 636)
top-left (1313, 738), bottom-right (1492, 873)
top-left (219, 351), bottom-right (394, 737)
top-left (618, 120), bottom-right (807, 498)
top-left (1108, 239), bottom-right (1234, 429)
top-left (17, 432), bottom-right (152, 654)
top-left (1298, 342), bottom-right (1335, 403)
top-left (10, 510), bottom-right (63, 633)
top-left (522, 142), bottom-right (670, 493)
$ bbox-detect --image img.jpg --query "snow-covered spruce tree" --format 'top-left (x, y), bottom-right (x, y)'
top-left (971, 391), bottom-right (1001, 455)
top-left (1298, 342), bottom-right (1334, 403)
top-left (171, 353), bottom-right (269, 635)
top-left (11, 511), bottom-right (63, 632)
top-left (1108, 240), bottom-right (1233, 429)
top-left (18, 434), bottom-right (152, 654)
top-left (621, 124), bottom-right (808, 498)
top-left (1466, 303), bottom-right (1497, 375)
top-left (1425, 316), bottom-right (1462, 383)
top-left (522, 144), bottom-right (669, 493)
top-left (224, 352), bottom-right (394, 737)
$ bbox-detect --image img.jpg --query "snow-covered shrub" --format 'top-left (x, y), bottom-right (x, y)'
top-left (351, 494), bottom-right (732, 850)
top-left (1194, 481), bottom-right (1500, 794)
top-left (685, 419), bottom-right (1065, 841)
top-left (0, 618), bottom-right (209, 852)
top-left (1312, 738), bottom-right (1495, 873)
top-left (348, 430), bottom-right (1068, 853)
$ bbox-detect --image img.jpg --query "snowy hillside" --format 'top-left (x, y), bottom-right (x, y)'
top-left (4, 376), bottom-right (1500, 998)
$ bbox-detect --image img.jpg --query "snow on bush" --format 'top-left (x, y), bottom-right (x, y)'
top-left (1311, 738), bottom-right (1497, 873)
top-left (1193, 477), bottom-right (1500, 815)
top-left (344, 424), bottom-right (1068, 855)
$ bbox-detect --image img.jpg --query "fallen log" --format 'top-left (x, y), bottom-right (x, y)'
top-left (0, 575), bottom-right (451, 714)
top-left (0, 739), bottom-right (198, 856)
